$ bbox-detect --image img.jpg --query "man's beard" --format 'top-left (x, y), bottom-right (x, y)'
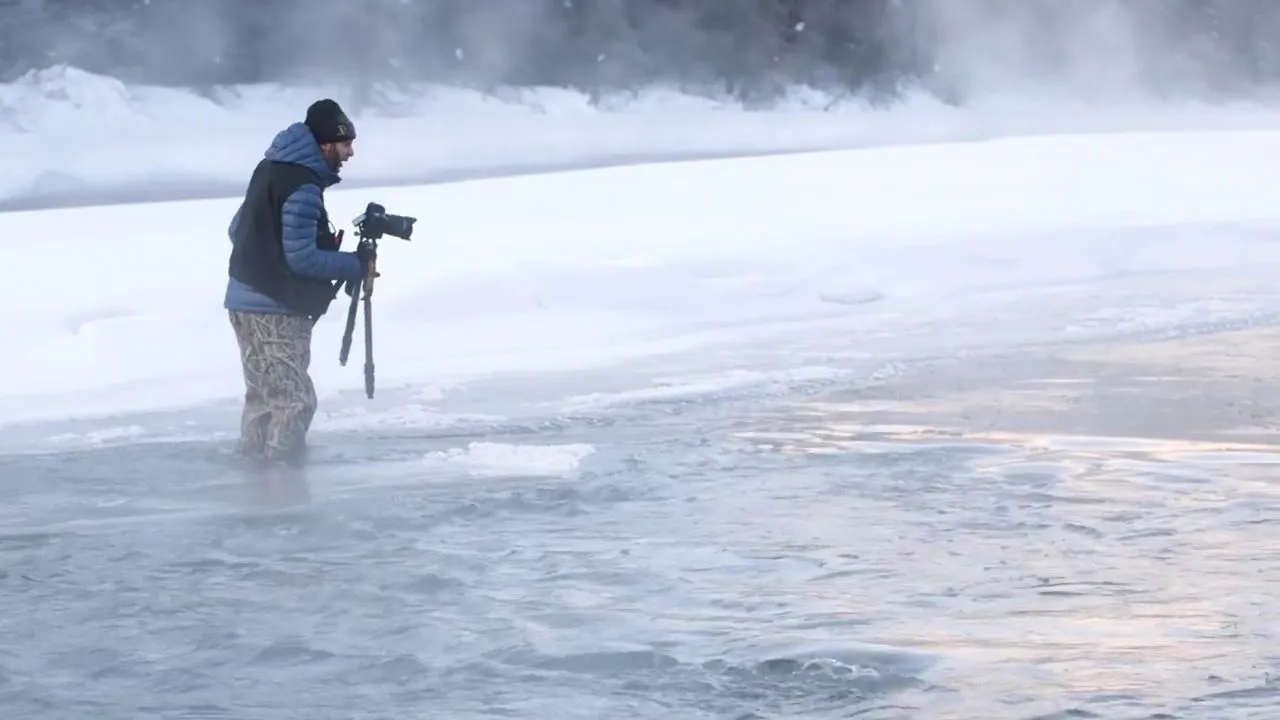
top-left (324, 149), bottom-right (344, 172)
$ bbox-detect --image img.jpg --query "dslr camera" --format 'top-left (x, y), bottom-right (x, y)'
top-left (353, 202), bottom-right (416, 242)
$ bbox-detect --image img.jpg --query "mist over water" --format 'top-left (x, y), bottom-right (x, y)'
top-left (3, 0), bottom-right (1280, 104)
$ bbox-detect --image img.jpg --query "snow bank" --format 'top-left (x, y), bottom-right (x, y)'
top-left (4, 128), bottom-right (1280, 426)
top-left (7, 66), bottom-right (1280, 209)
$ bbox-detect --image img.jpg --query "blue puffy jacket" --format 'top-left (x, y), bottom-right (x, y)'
top-left (224, 122), bottom-right (363, 314)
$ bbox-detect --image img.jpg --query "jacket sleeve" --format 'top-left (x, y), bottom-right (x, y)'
top-left (280, 184), bottom-right (364, 281)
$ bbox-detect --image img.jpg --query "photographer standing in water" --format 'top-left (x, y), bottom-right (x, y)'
top-left (224, 98), bottom-right (374, 466)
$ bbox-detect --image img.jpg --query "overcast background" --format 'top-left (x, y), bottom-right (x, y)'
top-left (1, 0), bottom-right (1278, 104)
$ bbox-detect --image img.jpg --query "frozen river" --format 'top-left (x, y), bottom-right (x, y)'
top-left (2, 265), bottom-right (1278, 720)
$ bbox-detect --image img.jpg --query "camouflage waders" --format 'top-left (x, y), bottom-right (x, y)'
top-left (228, 310), bottom-right (318, 464)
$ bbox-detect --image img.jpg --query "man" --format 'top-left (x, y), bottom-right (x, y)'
top-left (224, 98), bottom-right (372, 466)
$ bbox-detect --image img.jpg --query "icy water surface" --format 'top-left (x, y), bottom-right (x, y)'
top-left (3, 274), bottom-right (1280, 719)
top-left (2, 376), bottom-right (1279, 719)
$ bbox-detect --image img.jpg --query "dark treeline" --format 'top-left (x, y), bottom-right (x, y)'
top-left (3, 0), bottom-right (1280, 102)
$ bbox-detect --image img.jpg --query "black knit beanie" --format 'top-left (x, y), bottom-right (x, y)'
top-left (305, 98), bottom-right (356, 144)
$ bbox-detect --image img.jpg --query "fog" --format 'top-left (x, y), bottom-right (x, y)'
top-left (1, 0), bottom-right (1278, 104)
top-left (922, 0), bottom-right (1280, 101)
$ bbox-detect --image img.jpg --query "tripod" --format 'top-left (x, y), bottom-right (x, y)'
top-left (339, 241), bottom-right (378, 399)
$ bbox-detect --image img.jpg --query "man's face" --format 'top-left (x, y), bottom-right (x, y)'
top-left (321, 140), bottom-right (355, 174)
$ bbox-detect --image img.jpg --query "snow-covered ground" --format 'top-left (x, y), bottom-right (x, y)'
top-left (9, 65), bottom-right (1280, 209)
top-left (4, 67), bottom-right (1280, 719)
top-left (3, 114), bottom-right (1280, 427)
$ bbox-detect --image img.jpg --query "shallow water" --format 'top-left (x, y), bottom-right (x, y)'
top-left (3, 377), bottom-right (1279, 719)
top-left (3, 274), bottom-right (1280, 719)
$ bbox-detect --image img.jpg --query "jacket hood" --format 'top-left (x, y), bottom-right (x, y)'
top-left (263, 122), bottom-right (341, 187)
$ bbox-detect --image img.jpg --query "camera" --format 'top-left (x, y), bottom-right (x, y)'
top-left (353, 202), bottom-right (416, 241)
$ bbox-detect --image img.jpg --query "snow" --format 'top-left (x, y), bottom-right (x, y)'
top-left (4, 67), bottom-right (1280, 428)
top-left (5, 127), bottom-right (1280, 427)
top-left (8, 65), bottom-right (1280, 208)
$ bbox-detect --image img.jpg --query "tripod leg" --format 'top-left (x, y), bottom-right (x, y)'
top-left (339, 278), bottom-right (360, 366)
top-left (363, 294), bottom-right (375, 399)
